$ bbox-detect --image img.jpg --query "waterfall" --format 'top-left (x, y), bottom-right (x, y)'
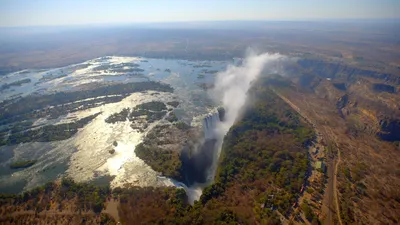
top-left (176, 110), bottom-right (223, 204)
top-left (202, 111), bottom-right (220, 140)
top-left (181, 52), bottom-right (284, 204)
top-left (157, 175), bottom-right (203, 204)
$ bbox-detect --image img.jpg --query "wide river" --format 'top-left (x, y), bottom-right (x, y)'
top-left (0, 56), bottom-right (233, 194)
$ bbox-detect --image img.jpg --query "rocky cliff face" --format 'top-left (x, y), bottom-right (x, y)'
top-left (181, 111), bottom-right (222, 186)
top-left (297, 59), bottom-right (400, 85)
top-left (378, 118), bottom-right (400, 142)
top-left (372, 83), bottom-right (396, 93)
top-left (291, 58), bottom-right (400, 142)
top-left (336, 94), bottom-right (349, 109)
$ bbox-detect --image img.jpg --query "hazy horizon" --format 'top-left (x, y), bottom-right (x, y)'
top-left (1, 0), bottom-right (399, 27)
top-left (1, 19), bottom-right (399, 31)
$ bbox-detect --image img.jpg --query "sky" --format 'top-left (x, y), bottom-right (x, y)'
top-left (0, 0), bottom-right (399, 27)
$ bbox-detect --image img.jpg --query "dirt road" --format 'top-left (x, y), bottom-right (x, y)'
top-left (333, 145), bottom-right (343, 225)
top-left (273, 89), bottom-right (341, 225)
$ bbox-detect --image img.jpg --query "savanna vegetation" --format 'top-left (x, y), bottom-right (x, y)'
top-left (0, 81), bottom-right (173, 126)
top-left (0, 113), bottom-right (100, 146)
top-left (134, 121), bottom-right (197, 181)
top-left (105, 108), bottom-right (130, 124)
top-left (166, 111), bottom-right (178, 122)
top-left (130, 101), bottom-right (168, 123)
top-left (0, 78), bottom-right (31, 91)
top-left (0, 81), bottom-right (173, 147)
top-left (9, 160), bottom-right (37, 169)
top-left (0, 177), bottom-right (115, 224)
top-left (105, 101), bottom-right (168, 125)
top-left (338, 162), bottom-right (369, 224)
top-left (116, 187), bottom-right (188, 224)
top-left (135, 143), bottom-right (182, 180)
top-left (166, 101), bottom-right (180, 107)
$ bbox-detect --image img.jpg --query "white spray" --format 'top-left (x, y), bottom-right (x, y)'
top-left (186, 50), bottom-right (286, 204)
top-left (214, 50), bottom-right (285, 135)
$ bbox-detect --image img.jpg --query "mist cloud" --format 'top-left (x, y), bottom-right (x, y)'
top-left (183, 50), bottom-right (286, 204)
top-left (213, 50), bottom-right (285, 135)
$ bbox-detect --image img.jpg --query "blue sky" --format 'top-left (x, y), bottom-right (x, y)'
top-left (0, 0), bottom-right (399, 27)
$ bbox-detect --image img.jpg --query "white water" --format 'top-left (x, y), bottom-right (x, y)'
top-left (202, 111), bottom-right (220, 140)
top-left (0, 55), bottom-right (231, 194)
top-left (158, 175), bottom-right (204, 204)
top-left (0, 53), bottom-right (287, 202)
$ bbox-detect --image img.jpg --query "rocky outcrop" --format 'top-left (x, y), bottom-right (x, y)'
top-left (336, 94), bottom-right (349, 118)
top-left (336, 94), bottom-right (349, 110)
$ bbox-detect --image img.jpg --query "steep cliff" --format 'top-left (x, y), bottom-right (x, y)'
top-left (378, 118), bottom-right (400, 141)
top-left (297, 59), bottom-right (400, 85)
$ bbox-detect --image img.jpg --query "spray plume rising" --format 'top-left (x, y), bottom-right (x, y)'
top-left (214, 51), bottom-right (285, 135)
top-left (183, 51), bottom-right (285, 204)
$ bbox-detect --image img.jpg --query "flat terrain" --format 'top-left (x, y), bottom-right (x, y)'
top-left (1, 21), bottom-right (399, 75)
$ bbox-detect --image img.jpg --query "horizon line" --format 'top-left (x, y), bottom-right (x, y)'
top-left (1, 18), bottom-right (399, 29)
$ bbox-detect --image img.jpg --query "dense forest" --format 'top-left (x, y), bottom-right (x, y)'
top-left (135, 142), bottom-right (183, 180)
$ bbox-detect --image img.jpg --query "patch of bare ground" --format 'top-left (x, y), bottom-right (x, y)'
top-left (103, 198), bottom-right (120, 223)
